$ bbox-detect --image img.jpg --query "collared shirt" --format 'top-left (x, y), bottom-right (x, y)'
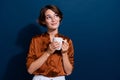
top-left (26, 32), bottom-right (74, 77)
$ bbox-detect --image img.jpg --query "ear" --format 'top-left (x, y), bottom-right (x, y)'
top-left (42, 21), bottom-right (46, 25)
top-left (59, 18), bottom-right (62, 22)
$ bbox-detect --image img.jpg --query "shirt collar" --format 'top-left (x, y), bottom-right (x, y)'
top-left (45, 32), bottom-right (60, 37)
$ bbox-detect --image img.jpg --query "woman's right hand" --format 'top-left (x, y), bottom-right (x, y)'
top-left (47, 41), bottom-right (60, 54)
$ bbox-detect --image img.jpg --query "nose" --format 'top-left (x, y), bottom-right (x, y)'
top-left (51, 17), bottom-right (55, 22)
top-left (51, 16), bottom-right (56, 22)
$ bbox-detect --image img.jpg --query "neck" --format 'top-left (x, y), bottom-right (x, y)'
top-left (47, 29), bottom-right (58, 37)
top-left (47, 29), bottom-right (58, 42)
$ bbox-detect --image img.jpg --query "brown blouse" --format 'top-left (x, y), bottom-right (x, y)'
top-left (26, 32), bottom-right (74, 77)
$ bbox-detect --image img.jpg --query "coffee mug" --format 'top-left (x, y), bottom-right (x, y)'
top-left (53, 37), bottom-right (63, 50)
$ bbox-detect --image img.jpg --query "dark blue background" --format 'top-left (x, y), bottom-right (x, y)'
top-left (0, 0), bottom-right (120, 80)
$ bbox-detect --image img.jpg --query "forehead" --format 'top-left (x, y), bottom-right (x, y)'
top-left (45, 9), bottom-right (56, 16)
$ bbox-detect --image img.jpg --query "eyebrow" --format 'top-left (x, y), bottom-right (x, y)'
top-left (45, 14), bottom-right (51, 17)
top-left (46, 13), bottom-right (57, 16)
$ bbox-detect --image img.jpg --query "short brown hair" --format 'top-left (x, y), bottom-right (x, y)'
top-left (38, 5), bottom-right (63, 27)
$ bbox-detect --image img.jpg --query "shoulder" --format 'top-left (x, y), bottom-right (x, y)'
top-left (59, 33), bottom-right (73, 42)
top-left (31, 32), bottom-right (47, 40)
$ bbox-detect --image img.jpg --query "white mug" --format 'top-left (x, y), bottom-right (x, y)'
top-left (53, 37), bottom-right (63, 50)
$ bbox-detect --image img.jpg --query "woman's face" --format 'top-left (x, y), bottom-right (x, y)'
top-left (44, 9), bottom-right (61, 30)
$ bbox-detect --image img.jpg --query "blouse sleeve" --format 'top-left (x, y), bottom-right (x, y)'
top-left (68, 39), bottom-right (74, 67)
top-left (26, 37), bottom-right (38, 69)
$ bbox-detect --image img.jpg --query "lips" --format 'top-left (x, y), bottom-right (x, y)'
top-left (51, 23), bottom-right (57, 25)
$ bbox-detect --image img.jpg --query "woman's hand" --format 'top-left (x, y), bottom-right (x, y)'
top-left (61, 40), bottom-right (69, 54)
top-left (47, 41), bottom-right (60, 54)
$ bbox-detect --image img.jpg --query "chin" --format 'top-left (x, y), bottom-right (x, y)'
top-left (50, 28), bottom-right (58, 30)
top-left (50, 26), bottom-right (59, 29)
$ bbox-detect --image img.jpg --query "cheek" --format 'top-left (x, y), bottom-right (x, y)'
top-left (58, 18), bottom-right (61, 22)
top-left (45, 20), bottom-right (51, 24)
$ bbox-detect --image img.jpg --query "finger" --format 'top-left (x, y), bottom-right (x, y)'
top-left (52, 42), bottom-right (61, 50)
top-left (63, 39), bottom-right (68, 44)
top-left (62, 43), bottom-right (69, 49)
top-left (49, 43), bottom-right (56, 50)
top-left (63, 39), bottom-right (67, 43)
top-left (63, 42), bottom-right (69, 47)
top-left (52, 41), bottom-right (59, 45)
top-left (53, 42), bottom-right (60, 47)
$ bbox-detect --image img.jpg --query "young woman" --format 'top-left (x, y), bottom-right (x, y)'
top-left (26, 5), bottom-right (74, 80)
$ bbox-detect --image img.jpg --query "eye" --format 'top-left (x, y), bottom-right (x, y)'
top-left (55, 14), bottom-right (59, 17)
top-left (46, 15), bottom-right (52, 19)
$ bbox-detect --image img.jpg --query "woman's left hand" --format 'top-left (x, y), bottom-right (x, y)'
top-left (61, 39), bottom-right (69, 54)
